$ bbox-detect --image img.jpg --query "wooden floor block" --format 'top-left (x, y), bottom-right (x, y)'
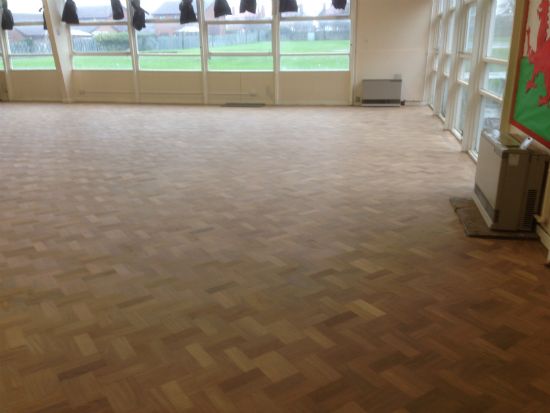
top-left (0, 104), bottom-right (549, 412)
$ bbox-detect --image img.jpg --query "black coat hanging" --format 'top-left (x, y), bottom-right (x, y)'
top-left (332, 0), bottom-right (347, 10)
top-left (131, 0), bottom-right (148, 31)
top-left (62, 0), bottom-right (79, 24)
top-left (279, 0), bottom-right (298, 13)
top-left (111, 0), bottom-right (125, 20)
top-left (240, 0), bottom-right (256, 14)
top-left (179, 0), bottom-right (197, 24)
top-left (214, 0), bottom-right (232, 18)
top-left (1, 0), bottom-right (14, 30)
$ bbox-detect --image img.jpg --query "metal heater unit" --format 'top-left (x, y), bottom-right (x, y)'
top-left (361, 79), bottom-right (402, 107)
top-left (473, 132), bottom-right (549, 232)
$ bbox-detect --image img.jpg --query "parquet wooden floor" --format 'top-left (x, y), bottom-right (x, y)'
top-left (0, 104), bottom-right (549, 413)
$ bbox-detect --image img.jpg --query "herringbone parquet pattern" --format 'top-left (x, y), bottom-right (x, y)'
top-left (0, 104), bottom-right (548, 413)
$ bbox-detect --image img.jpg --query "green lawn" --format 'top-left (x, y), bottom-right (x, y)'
top-left (9, 40), bottom-right (350, 71)
top-left (11, 56), bottom-right (56, 70)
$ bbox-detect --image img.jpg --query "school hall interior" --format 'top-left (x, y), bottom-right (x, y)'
top-left (1, 0), bottom-right (550, 412)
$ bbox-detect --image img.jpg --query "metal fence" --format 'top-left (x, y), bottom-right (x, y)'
top-left (10, 38), bottom-right (52, 54)
top-left (12, 25), bottom-right (351, 55)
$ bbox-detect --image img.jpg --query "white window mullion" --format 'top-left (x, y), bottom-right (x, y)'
top-left (197, 0), bottom-right (209, 104)
top-left (461, 0), bottom-right (486, 153)
top-left (272, 0), bottom-right (280, 104)
top-left (125, 0), bottom-right (140, 101)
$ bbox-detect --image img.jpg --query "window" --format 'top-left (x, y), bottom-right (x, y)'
top-left (438, 0), bottom-right (446, 15)
top-left (280, 0), bottom-right (349, 18)
top-left (486, 0), bottom-right (514, 59)
top-left (137, 0), bottom-right (201, 71)
top-left (474, 97), bottom-right (502, 153)
top-left (7, 0), bottom-right (55, 70)
top-left (69, 0), bottom-right (132, 70)
top-left (443, 55), bottom-right (451, 76)
top-left (454, 86), bottom-right (469, 137)
top-left (204, 0), bottom-right (273, 72)
top-left (463, 5), bottom-right (476, 53)
top-left (429, 73), bottom-right (437, 107)
top-left (471, 0), bottom-right (514, 155)
top-left (446, 12), bottom-right (456, 53)
top-left (279, 1), bottom-right (351, 71)
top-left (432, 0), bottom-right (455, 118)
top-left (203, 0), bottom-right (272, 20)
top-left (440, 78), bottom-right (449, 118)
top-left (483, 62), bottom-right (507, 97)
top-left (209, 24), bottom-right (272, 53)
top-left (458, 58), bottom-right (471, 82)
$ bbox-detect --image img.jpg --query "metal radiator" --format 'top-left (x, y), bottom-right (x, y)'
top-left (361, 79), bottom-right (402, 107)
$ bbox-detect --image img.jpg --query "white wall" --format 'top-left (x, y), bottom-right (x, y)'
top-left (354, 0), bottom-right (432, 103)
top-left (9, 71), bottom-right (63, 102)
top-left (280, 72), bottom-right (351, 105)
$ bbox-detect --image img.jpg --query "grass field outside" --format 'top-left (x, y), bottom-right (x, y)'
top-left (7, 40), bottom-right (350, 71)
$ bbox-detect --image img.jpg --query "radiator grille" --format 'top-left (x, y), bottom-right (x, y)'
top-left (362, 99), bottom-right (402, 105)
top-left (521, 189), bottom-right (538, 230)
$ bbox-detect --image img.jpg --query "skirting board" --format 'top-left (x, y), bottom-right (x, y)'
top-left (536, 224), bottom-right (550, 265)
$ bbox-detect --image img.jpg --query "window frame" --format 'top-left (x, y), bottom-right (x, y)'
top-left (4, 4), bottom-right (56, 71)
top-left (203, 9), bottom-right (274, 72)
top-left (68, 4), bottom-right (134, 71)
top-left (137, 20), bottom-right (203, 72)
top-left (426, 0), bottom-right (515, 161)
top-left (278, 5), bottom-right (352, 72)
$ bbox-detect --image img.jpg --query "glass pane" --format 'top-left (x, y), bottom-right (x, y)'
top-left (449, 0), bottom-right (457, 9)
top-left (280, 20), bottom-right (350, 53)
top-left (73, 56), bottom-right (133, 70)
top-left (11, 56), bottom-right (56, 70)
top-left (446, 13), bottom-right (455, 53)
top-left (454, 85), bottom-right (469, 136)
top-left (474, 97), bottom-right (502, 153)
top-left (71, 26), bottom-right (130, 53)
top-left (463, 5), bottom-right (476, 52)
top-left (8, 27), bottom-right (52, 55)
top-left (139, 55), bottom-right (201, 71)
top-left (443, 55), bottom-right (451, 76)
top-left (203, 0), bottom-right (272, 20)
top-left (208, 24), bottom-right (272, 53)
top-left (77, 0), bottom-right (127, 21)
top-left (433, 53), bottom-right (440, 71)
top-left (458, 58), bottom-right (471, 82)
top-left (207, 56), bottom-right (273, 71)
top-left (440, 79), bottom-right (449, 118)
top-left (281, 0), bottom-right (349, 17)
top-left (143, 0), bottom-right (197, 19)
top-left (486, 0), bottom-right (514, 59)
top-left (9, 0), bottom-right (44, 22)
top-left (435, 19), bottom-right (443, 51)
top-left (281, 55), bottom-right (349, 71)
top-left (483, 62), bottom-right (508, 97)
top-left (137, 23), bottom-right (201, 54)
top-left (429, 73), bottom-right (437, 106)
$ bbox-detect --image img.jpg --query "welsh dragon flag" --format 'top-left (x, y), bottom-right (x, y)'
top-left (512, 0), bottom-right (550, 147)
